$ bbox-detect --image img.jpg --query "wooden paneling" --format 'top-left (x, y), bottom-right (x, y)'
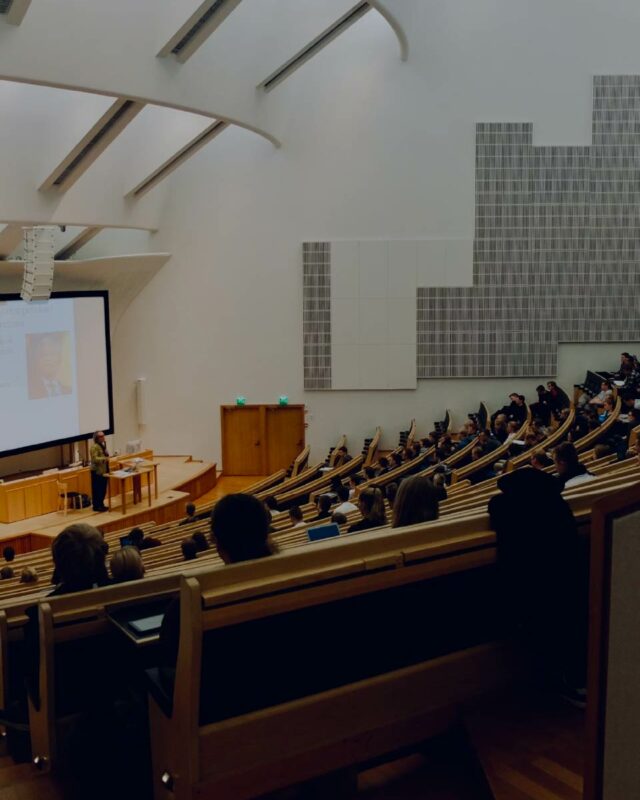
top-left (221, 405), bottom-right (305, 476)
top-left (265, 406), bottom-right (305, 474)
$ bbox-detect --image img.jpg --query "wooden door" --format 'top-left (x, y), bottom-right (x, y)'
top-left (265, 406), bottom-right (305, 474)
top-left (221, 407), bottom-right (264, 475)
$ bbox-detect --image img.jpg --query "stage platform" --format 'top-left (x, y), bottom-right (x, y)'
top-left (0, 457), bottom-right (217, 548)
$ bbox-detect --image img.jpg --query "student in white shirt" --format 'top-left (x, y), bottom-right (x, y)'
top-left (333, 484), bottom-right (358, 515)
top-left (288, 505), bottom-right (307, 529)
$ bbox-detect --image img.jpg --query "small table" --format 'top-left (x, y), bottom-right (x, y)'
top-left (107, 462), bottom-right (159, 515)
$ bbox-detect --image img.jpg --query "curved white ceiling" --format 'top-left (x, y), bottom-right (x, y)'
top-left (0, 0), bottom-right (407, 234)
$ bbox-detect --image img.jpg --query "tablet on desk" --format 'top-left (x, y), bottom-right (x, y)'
top-left (129, 615), bottom-right (164, 635)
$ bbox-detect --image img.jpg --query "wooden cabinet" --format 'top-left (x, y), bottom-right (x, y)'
top-left (221, 405), bottom-right (305, 476)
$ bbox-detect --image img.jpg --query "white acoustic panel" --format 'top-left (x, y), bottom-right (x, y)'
top-left (417, 239), bottom-right (446, 286)
top-left (330, 239), bottom-right (417, 390)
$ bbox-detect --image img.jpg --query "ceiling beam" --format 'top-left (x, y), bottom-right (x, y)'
top-left (157, 0), bottom-right (243, 63)
top-left (0, 224), bottom-right (23, 259)
top-left (54, 226), bottom-right (103, 261)
top-left (126, 120), bottom-right (228, 200)
top-left (5, 0), bottom-right (31, 25)
top-left (39, 98), bottom-right (145, 193)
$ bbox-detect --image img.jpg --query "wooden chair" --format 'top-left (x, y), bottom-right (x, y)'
top-left (55, 482), bottom-right (81, 516)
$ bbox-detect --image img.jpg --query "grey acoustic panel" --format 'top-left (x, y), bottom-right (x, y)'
top-left (418, 76), bottom-right (640, 378)
top-left (303, 242), bottom-right (332, 389)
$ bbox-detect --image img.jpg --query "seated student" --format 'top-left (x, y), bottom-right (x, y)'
top-left (129, 526), bottom-right (161, 551)
top-left (20, 566), bottom-right (38, 584)
top-left (288, 505), bottom-right (307, 528)
top-left (553, 442), bottom-right (596, 490)
top-left (597, 394), bottom-right (616, 424)
top-left (530, 384), bottom-right (552, 425)
top-left (313, 494), bottom-right (333, 521)
top-left (179, 502), bottom-right (198, 526)
top-left (48, 523), bottom-right (110, 595)
top-left (385, 482), bottom-right (399, 509)
top-left (493, 414), bottom-right (509, 443)
top-left (477, 429), bottom-right (500, 454)
top-left (348, 473), bottom-right (362, 498)
top-left (391, 475), bottom-right (440, 528)
top-left (181, 537), bottom-right (198, 561)
top-left (614, 351), bottom-right (635, 382)
top-left (530, 449), bottom-right (553, 470)
top-left (209, 493), bottom-right (277, 563)
top-left (390, 451), bottom-right (404, 469)
top-left (0, 566), bottom-right (13, 580)
top-left (431, 471), bottom-right (447, 500)
top-left (469, 446), bottom-right (496, 484)
top-left (492, 393), bottom-right (527, 426)
top-left (589, 380), bottom-right (613, 408)
top-left (363, 466), bottom-right (377, 480)
top-left (192, 531), bottom-right (210, 552)
top-left (333, 484), bottom-right (358, 515)
top-left (110, 546), bottom-right (145, 583)
top-left (2, 546), bottom-right (15, 564)
top-left (377, 456), bottom-right (390, 474)
top-left (333, 446), bottom-right (352, 467)
top-left (264, 496), bottom-right (279, 520)
top-left (331, 511), bottom-right (348, 525)
top-left (347, 488), bottom-right (386, 533)
top-left (504, 420), bottom-right (521, 444)
top-left (546, 381), bottom-right (570, 417)
top-left (488, 468), bottom-right (588, 701)
top-left (454, 420), bottom-right (478, 451)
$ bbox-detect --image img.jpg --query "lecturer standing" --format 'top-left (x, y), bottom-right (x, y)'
top-left (90, 431), bottom-right (109, 512)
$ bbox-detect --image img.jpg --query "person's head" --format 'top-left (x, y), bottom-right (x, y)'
top-left (288, 505), bottom-right (303, 524)
top-left (621, 352), bottom-right (632, 365)
top-left (471, 446), bottom-right (484, 461)
top-left (264, 496), bottom-right (278, 512)
top-left (336, 484), bottom-right (350, 502)
top-left (364, 466), bottom-right (377, 479)
top-left (185, 502), bottom-right (196, 518)
top-left (602, 380), bottom-right (612, 392)
top-left (432, 472), bottom-right (446, 489)
top-left (530, 449), bottom-right (553, 470)
top-left (477, 430), bottom-right (491, 446)
top-left (603, 395), bottom-right (615, 412)
top-left (535, 384), bottom-right (546, 396)
top-left (0, 567), bottom-right (13, 580)
top-left (181, 537), bottom-right (198, 561)
top-left (20, 567), bottom-right (38, 584)
top-left (317, 494), bottom-right (333, 514)
top-left (51, 523), bottom-right (108, 592)
top-left (34, 334), bottom-right (63, 380)
top-left (357, 487), bottom-right (386, 525)
top-left (507, 420), bottom-right (519, 433)
top-left (554, 442), bottom-right (580, 476)
top-left (2, 546), bottom-right (15, 563)
top-left (331, 511), bottom-right (347, 525)
top-left (349, 474), bottom-right (363, 489)
top-left (110, 546), bottom-right (145, 583)
top-left (508, 392), bottom-right (520, 405)
top-left (547, 381), bottom-right (558, 392)
top-left (385, 482), bottom-right (398, 508)
top-left (594, 443), bottom-right (611, 459)
top-left (392, 475), bottom-right (440, 529)
top-left (337, 446), bottom-right (348, 456)
top-left (192, 531), bottom-right (210, 552)
top-left (129, 527), bottom-right (145, 548)
top-left (524, 432), bottom-right (538, 447)
top-left (391, 452), bottom-right (403, 467)
top-left (210, 493), bottom-right (274, 564)
top-left (93, 431), bottom-right (106, 446)
top-left (494, 413), bottom-right (507, 426)
top-left (378, 456), bottom-right (389, 470)
top-left (629, 407), bottom-right (640, 425)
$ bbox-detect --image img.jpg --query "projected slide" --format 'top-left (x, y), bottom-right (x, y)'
top-left (0, 293), bottom-right (112, 456)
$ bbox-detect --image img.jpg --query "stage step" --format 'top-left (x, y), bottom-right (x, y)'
top-left (464, 691), bottom-right (584, 800)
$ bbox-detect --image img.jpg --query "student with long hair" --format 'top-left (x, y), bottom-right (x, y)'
top-left (391, 475), bottom-right (440, 528)
top-left (347, 487), bottom-right (386, 533)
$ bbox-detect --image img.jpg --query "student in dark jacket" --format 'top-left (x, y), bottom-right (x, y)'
top-left (546, 381), bottom-right (570, 417)
top-left (488, 468), bottom-right (588, 698)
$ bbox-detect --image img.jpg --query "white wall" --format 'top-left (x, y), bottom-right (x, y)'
top-left (107, 0), bottom-right (640, 464)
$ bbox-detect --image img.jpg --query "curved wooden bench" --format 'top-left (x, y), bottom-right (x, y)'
top-left (274, 456), bottom-right (365, 507)
top-left (505, 405), bottom-right (576, 472)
